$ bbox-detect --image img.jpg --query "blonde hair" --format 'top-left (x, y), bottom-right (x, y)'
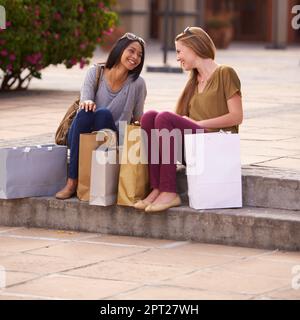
top-left (175, 27), bottom-right (216, 116)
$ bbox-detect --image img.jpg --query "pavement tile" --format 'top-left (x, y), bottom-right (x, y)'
top-left (81, 234), bottom-right (181, 248)
top-left (263, 287), bottom-right (300, 300)
top-left (240, 154), bottom-right (276, 166)
top-left (0, 237), bottom-right (57, 254)
top-left (240, 132), bottom-right (295, 141)
top-left (26, 241), bottom-right (148, 262)
top-left (5, 274), bottom-right (139, 300)
top-left (63, 260), bottom-right (195, 284)
top-left (0, 293), bottom-right (43, 300)
top-left (162, 268), bottom-right (289, 296)
top-left (4, 271), bottom-right (40, 288)
top-left (0, 253), bottom-right (97, 275)
top-left (117, 247), bottom-right (239, 269)
top-left (258, 251), bottom-right (300, 264)
top-left (219, 257), bottom-right (297, 279)
top-left (255, 157), bottom-right (300, 171)
top-left (2, 227), bottom-right (99, 241)
top-left (169, 243), bottom-right (271, 258)
top-left (0, 130), bottom-right (40, 140)
top-left (113, 286), bottom-right (252, 300)
top-left (240, 145), bottom-right (300, 157)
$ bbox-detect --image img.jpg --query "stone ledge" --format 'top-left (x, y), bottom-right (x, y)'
top-left (176, 165), bottom-right (300, 211)
top-left (1, 196), bottom-right (300, 251)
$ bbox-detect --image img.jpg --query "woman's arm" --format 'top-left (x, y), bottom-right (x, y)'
top-left (132, 78), bottom-right (147, 122)
top-left (80, 66), bottom-right (98, 112)
top-left (185, 93), bottom-right (243, 129)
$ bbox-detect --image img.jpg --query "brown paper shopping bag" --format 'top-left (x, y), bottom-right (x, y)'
top-left (77, 130), bottom-right (114, 201)
top-left (117, 123), bottom-right (149, 206)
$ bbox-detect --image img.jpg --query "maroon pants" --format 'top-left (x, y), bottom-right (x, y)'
top-left (141, 110), bottom-right (203, 193)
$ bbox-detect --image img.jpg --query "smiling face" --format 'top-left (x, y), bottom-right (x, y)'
top-left (175, 40), bottom-right (198, 71)
top-left (120, 41), bottom-right (143, 71)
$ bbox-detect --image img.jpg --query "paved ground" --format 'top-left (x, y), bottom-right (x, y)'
top-left (0, 226), bottom-right (300, 300)
top-left (0, 42), bottom-right (300, 300)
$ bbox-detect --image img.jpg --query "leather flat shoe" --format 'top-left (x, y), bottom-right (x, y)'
top-left (145, 195), bottom-right (181, 213)
top-left (134, 199), bottom-right (151, 210)
top-left (55, 187), bottom-right (76, 200)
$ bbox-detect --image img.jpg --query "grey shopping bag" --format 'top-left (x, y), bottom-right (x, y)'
top-left (0, 144), bottom-right (67, 199)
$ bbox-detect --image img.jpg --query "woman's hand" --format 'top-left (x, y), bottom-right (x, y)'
top-left (183, 115), bottom-right (202, 125)
top-left (182, 115), bottom-right (207, 129)
top-left (79, 100), bottom-right (96, 112)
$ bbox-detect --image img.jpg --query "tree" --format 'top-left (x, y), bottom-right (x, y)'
top-left (0, 0), bottom-right (118, 91)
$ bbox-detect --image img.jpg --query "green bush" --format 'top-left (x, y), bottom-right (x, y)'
top-left (0, 0), bottom-right (118, 91)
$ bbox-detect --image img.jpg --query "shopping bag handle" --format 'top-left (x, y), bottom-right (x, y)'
top-left (131, 120), bottom-right (140, 126)
top-left (22, 145), bottom-right (53, 153)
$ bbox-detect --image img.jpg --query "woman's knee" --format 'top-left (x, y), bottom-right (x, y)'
top-left (141, 110), bottom-right (159, 129)
top-left (95, 108), bottom-right (113, 120)
top-left (76, 109), bottom-right (95, 120)
top-left (154, 111), bottom-right (174, 128)
top-left (94, 108), bottom-right (116, 130)
top-left (74, 109), bottom-right (94, 127)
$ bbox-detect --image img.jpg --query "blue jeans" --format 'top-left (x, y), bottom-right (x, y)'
top-left (67, 108), bottom-right (117, 179)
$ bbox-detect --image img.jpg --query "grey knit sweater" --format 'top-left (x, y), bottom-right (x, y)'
top-left (80, 65), bottom-right (147, 129)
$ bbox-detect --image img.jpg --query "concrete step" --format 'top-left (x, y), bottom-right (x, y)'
top-left (176, 165), bottom-right (300, 211)
top-left (1, 196), bottom-right (300, 251)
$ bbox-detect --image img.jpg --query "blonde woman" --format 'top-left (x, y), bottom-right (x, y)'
top-left (135, 26), bottom-right (243, 212)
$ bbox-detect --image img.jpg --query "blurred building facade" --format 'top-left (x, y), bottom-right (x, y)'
top-left (114, 0), bottom-right (300, 46)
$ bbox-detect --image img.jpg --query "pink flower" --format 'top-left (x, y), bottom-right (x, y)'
top-left (78, 6), bottom-right (84, 13)
top-left (34, 20), bottom-right (41, 27)
top-left (0, 49), bottom-right (8, 56)
top-left (35, 8), bottom-right (40, 17)
top-left (79, 58), bottom-right (86, 69)
top-left (9, 54), bottom-right (16, 61)
top-left (98, 2), bottom-right (105, 9)
top-left (79, 43), bottom-right (86, 50)
top-left (74, 29), bottom-right (80, 37)
top-left (70, 58), bottom-right (77, 66)
top-left (54, 12), bottom-right (62, 20)
top-left (26, 52), bottom-right (42, 65)
top-left (6, 64), bottom-right (13, 72)
top-left (6, 21), bottom-right (12, 28)
top-left (54, 33), bottom-right (60, 40)
top-left (103, 28), bottom-right (114, 36)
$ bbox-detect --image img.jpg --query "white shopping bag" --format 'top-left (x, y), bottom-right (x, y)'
top-left (89, 130), bottom-right (120, 206)
top-left (184, 132), bottom-right (242, 210)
